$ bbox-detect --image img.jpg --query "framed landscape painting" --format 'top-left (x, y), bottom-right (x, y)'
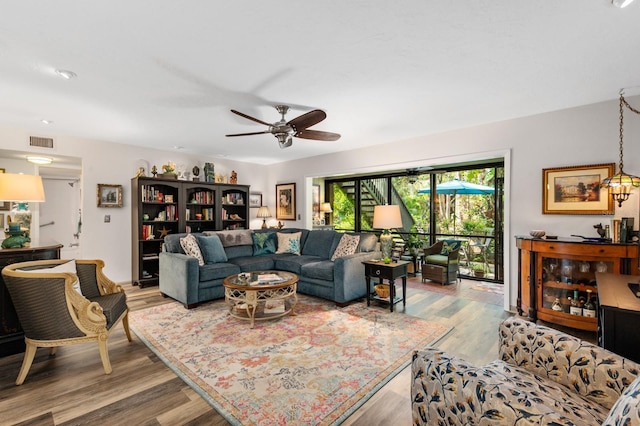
top-left (542, 163), bottom-right (614, 215)
top-left (97, 184), bottom-right (123, 208)
top-left (276, 183), bottom-right (296, 220)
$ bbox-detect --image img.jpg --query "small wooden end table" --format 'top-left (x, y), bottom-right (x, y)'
top-left (223, 271), bottom-right (298, 328)
top-left (362, 260), bottom-right (409, 312)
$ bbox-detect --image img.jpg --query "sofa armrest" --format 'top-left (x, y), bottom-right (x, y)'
top-left (499, 317), bottom-right (640, 411)
top-left (159, 252), bottom-right (200, 306)
top-left (332, 251), bottom-right (381, 303)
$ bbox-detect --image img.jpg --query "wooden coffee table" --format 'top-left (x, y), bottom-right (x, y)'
top-left (223, 270), bottom-right (298, 328)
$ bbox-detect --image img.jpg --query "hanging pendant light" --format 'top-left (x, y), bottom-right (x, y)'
top-left (600, 92), bottom-right (640, 207)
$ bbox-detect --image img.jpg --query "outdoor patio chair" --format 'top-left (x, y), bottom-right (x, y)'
top-left (421, 240), bottom-right (461, 284)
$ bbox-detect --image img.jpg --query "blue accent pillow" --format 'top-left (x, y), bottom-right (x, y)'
top-left (252, 232), bottom-right (276, 256)
top-left (196, 234), bottom-right (228, 263)
top-left (440, 240), bottom-right (461, 255)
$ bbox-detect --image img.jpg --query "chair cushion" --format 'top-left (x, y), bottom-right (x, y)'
top-left (440, 240), bottom-right (460, 255)
top-left (89, 292), bottom-right (127, 329)
top-left (425, 254), bottom-right (449, 266)
top-left (276, 232), bottom-right (302, 255)
top-left (252, 232), bottom-right (276, 256)
top-left (331, 233), bottom-right (360, 261)
top-left (604, 376), bottom-right (640, 425)
top-left (180, 234), bottom-right (204, 266)
top-left (196, 234), bottom-right (228, 263)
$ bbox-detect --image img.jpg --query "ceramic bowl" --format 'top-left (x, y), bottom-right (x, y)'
top-left (530, 230), bottom-right (546, 238)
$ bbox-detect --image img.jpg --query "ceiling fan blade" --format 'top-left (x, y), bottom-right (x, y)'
top-left (294, 129), bottom-right (341, 141)
top-left (225, 130), bottom-right (272, 137)
top-left (230, 109), bottom-right (272, 127)
top-left (288, 110), bottom-right (326, 131)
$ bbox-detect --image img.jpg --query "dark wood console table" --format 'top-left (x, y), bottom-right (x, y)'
top-left (0, 240), bottom-right (62, 357)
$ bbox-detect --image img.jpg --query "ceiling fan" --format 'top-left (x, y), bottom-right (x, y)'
top-left (225, 105), bottom-right (341, 149)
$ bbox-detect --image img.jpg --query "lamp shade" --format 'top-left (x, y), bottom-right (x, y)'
top-left (373, 205), bottom-right (402, 229)
top-left (320, 202), bottom-right (332, 213)
top-left (0, 173), bottom-right (46, 202)
top-left (256, 206), bottom-right (272, 219)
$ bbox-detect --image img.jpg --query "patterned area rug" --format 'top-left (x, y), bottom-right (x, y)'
top-left (129, 295), bottom-right (451, 425)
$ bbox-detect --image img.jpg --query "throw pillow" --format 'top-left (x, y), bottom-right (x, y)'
top-left (331, 233), bottom-right (361, 261)
top-left (275, 232), bottom-right (302, 255)
top-left (196, 234), bottom-right (228, 263)
top-left (27, 260), bottom-right (83, 296)
top-left (180, 234), bottom-right (204, 266)
top-left (252, 232), bottom-right (276, 256)
top-left (440, 240), bottom-right (461, 255)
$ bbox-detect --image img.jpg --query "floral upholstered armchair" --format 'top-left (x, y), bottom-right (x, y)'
top-left (411, 317), bottom-right (640, 425)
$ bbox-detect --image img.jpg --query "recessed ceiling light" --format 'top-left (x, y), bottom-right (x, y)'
top-left (612, 0), bottom-right (635, 8)
top-left (41, 119), bottom-right (53, 125)
top-left (26, 156), bottom-right (53, 165)
top-left (55, 69), bottom-right (77, 80)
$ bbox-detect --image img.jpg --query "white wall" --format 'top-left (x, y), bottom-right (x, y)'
top-left (2, 95), bottom-right (638, 308)
top-left (0, 125), bottom-right (268, 282)
top-left (265, 95), bottom-right (640, 310)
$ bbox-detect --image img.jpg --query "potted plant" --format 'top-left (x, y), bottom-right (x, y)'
top-left (406, 227), bottom-right (427, 256)
top-left (472, 263), bottom-right (485, 277)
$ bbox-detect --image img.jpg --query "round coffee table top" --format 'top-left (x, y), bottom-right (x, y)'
top-left (223, 270), bottom-right (298, 290)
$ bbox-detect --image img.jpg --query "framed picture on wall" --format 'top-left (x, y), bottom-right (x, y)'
top-left (276, 183), bottom-right (296, 220)
top-left (249, 192), bottom-right (262, 208)
top-left (542, 163), bottom-right (615, 215)
top-left (97, 184), bottom-right (123, 208)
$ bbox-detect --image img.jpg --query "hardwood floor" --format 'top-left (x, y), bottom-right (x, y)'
top-left (0, 277), bottom-right (513, 425)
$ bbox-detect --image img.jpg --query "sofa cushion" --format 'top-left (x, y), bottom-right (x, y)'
top-left (331, 233), bottom-right (360, 261)
top-left (275, 255), bottom-right (323, 274)
top-left (198, 262), bottom-right (241, 282)
top-left (252, 232), bottom-right (276, 256)
top-left (228, 255), bottom-right (276, 272)
top-left (357, 233), bottom-right (378, 252)
top-left (276, 232), bottom-right (302, 255)
top-left (180, 234), bottom-right (204, 266)
top-left (196, 234), bottom-right (228, 263)
top-left (212, 229), bottom-right (253, 247)
top-left (412, 349), bottom-right (609, 425)
top-left (604, 376), bottom-right (640, 425)
top-left (301, 230), bottom-right (336, 258)
top-left (301, 261), bottom-right (334, 281)
top-left (163, 233), bottom-right (188, 254)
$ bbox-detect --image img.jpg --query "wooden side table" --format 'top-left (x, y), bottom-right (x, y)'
top-left (362, 260), bottom-right (409, 312)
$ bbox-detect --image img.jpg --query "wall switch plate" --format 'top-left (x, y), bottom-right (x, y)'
top-left (104, 215), bottom-right (110, 223)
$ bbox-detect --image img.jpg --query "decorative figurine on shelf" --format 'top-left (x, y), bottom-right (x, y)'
top-left (192, 166), bottom-right (200, 182)
top-left (594, 223), bottom-right (606, 238)
top-left (230, 170), bottom-right (237, 184)
top-left (204, 162), bottom-right (215, 182)
top-left (134, 167), bottom-right (146, 178)
top-left (151, 165), bottom-right (158, 178)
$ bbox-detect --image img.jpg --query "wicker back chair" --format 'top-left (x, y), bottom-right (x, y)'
top-left (1, 259), bottom-right (131, 385)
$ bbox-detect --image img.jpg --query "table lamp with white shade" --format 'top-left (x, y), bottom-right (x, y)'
top-left (0, 173), bottom-right (46, 248)
top-left (373, 204), bottom-right (402, 260)
top-left (256, 206), bottom-right (272, 229)
top-left (320, 202), bottom-right (332, 224)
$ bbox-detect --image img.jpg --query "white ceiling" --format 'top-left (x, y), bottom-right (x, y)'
top-left (1, 1), bottom-right (639, 165)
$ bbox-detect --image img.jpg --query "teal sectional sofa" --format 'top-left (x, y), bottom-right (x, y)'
top-left (159, 228), bottom-right (380, 308)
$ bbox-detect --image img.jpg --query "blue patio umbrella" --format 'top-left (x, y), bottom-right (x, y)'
top-left (417, 179), bottom-right (495, 195)
top-left (418, 179), bottom-right (495, 233)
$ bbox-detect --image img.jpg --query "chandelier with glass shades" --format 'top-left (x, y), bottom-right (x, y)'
top-left (601, 91), bottom-right (640, 207)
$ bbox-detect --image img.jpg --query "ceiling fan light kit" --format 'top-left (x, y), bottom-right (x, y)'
top-left (226, 105), bottom-right (340, 149)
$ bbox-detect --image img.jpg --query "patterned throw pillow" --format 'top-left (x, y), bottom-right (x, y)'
top-left (253, 232), bottom-right (276, 256)
top-left (180, 234), bottom-right (204, 265)
top-left (440, 240), bottom-right (461, 255)
top-left (331, 233), bottom-right (361, 261)
top-left (275, 232), bottom-right (302, 255)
